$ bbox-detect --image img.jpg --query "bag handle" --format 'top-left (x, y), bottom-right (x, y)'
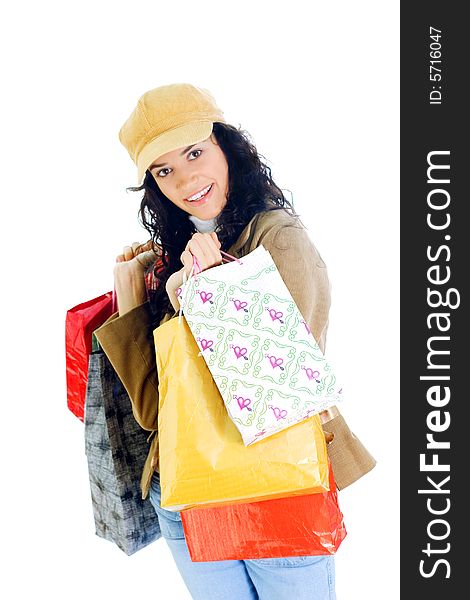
top-left (193, 250), bottom-right (242, 275)
top-left (178, 251), bottom-right (243, 322)
top-left (220, 249), bottom-right (243, 265)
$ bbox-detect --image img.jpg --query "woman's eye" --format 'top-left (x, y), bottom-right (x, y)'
top-left (188, 149), bottom-right (202, 160)
top-left (157, 167), bottom-right (171, 177)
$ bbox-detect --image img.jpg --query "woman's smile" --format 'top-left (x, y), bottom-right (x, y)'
top-left (184, 183), bottom-right (213, 205)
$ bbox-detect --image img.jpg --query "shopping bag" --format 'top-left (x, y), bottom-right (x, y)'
top-left (84, 347), bottom-right (161, 555)
top-left (66, 264), bottom-right (161, 422)
top-left (154, 317), bottom-right (329, 512)
top-left (66, 291), bottom-right (115, 421)
top-left (179, 245), bottom-right (343, 445)
top-left (181, 463), bottom-right (346, 561)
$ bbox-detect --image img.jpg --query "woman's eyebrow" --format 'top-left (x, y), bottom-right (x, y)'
top-left (149, 144), bottom-right (196, 169)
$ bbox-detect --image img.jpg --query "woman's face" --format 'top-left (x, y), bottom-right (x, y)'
top-left (148, 134), bottom-right (229, 220)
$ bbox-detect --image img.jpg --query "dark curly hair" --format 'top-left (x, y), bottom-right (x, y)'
top-left (126, 122), bottom-right (298, 325)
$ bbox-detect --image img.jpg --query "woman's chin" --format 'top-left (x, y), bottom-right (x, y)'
top-left (190, 203), bottom-right (224, 220)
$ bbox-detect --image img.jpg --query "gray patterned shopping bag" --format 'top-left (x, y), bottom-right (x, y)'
top-left (84, 346), bottom-right (161, 555)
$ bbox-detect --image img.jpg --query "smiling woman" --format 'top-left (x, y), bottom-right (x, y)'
top-left (147, 136), bottom-right (229, 218)
top-left (93, 82), bottom-right (376, 600)
top-left (118, 85), bottom-right (296, 327)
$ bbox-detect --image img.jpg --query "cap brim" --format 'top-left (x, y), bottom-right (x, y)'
top-left (137, 121), bottom-right (214, 184)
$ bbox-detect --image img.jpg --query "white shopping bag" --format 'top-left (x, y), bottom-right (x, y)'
top-left (179, 245), bottom-right (343, 445)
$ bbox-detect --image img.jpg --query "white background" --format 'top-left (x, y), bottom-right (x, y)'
top-left (1, 1), bottom-right (399, 598)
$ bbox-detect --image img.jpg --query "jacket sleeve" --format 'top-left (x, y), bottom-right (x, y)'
top-left (258, 215), bottom-right (377, 487)
top-left (259, 221), bottom-right (331, 354)
top-left (93, 301), bottom-right (160, 431)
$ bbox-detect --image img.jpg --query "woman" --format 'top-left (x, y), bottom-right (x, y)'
top-left (95, 83), bottom-right (374, 600)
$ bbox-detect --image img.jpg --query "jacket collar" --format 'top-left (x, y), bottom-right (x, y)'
top-left (227, 218), bottom-right (256, 256)
top-left (227, 209), bottom-right (288, 256)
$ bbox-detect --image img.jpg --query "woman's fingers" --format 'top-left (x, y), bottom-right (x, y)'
top-left (185, 232), bottom-right (222, 271)
top-left (134, 240), bottom-right (159, 268)
top-left (210, 231), bottom-right (221, 248)
top-left (180, 249), bottom-right (193, 275)
top-left (116, 240), bottom-right (158, 264)
top-left (135, 249), bottom-right (159, 269)
top-left (121, 242), bottom-right (140, 261)
top-left (118, 233), bottom-right (221, 272)
top-left (135, 239), bottom-right (155, 254)
top-left (187, 237), bottom-right (210, 270)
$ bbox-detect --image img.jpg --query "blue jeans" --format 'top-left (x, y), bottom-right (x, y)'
top-left (149, 473), bottom-right (336, 600)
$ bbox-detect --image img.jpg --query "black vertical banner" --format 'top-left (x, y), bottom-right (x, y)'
top-left (401, 3), bottom-right (466, 597)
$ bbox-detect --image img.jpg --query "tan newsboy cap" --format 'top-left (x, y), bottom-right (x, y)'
top-left (119, 83), bottom-right (226, 184)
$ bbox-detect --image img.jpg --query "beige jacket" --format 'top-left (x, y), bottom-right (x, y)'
top-left (95, 208), bottom-right (375, 498)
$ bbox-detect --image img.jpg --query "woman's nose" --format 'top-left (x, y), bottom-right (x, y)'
top-left (177, 168), bottom-right (198, 192)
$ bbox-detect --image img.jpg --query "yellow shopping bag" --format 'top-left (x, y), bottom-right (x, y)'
top-left (154, 317), bottom-right (329, 511)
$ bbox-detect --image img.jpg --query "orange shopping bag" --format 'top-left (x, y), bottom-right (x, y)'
top-left (181, 463), bottom-right (346, 561)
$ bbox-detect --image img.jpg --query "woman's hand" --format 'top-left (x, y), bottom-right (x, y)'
top-left (165, 232), bottom-right (222, 312)
top-left (180, 232), bottom-right (222, 276)
top-left (115, 240), bottom-right (158, 267)
top-left (114, 240), bottom-right (159, 316)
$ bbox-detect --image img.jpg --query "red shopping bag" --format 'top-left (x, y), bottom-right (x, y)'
top-left (66, 260), bottom-right (164, 422)
top-left (65, 291), bottom-right (115, 421)
top-left (181, 463), bottom-right (346, 562)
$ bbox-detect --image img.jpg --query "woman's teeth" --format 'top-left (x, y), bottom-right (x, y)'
top-left (187, 184), bottom-right (212, 202)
